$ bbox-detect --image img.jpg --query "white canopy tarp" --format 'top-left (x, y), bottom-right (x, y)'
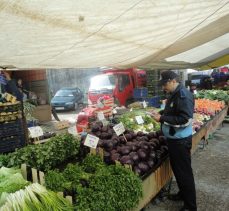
top-left (0, 0), bottom-right (228, 69)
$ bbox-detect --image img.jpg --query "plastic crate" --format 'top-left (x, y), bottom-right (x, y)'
top-left (147, 96), bottom-right (161, 108)
top-left (133, 88), bottom-right (148, 99)
top-left (0, 135), bottom-right (25, 153)
top-left (0, 119), bottom-right (24, 137)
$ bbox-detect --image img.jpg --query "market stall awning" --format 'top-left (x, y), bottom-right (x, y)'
top-left (0, 0), bottom-right (228, 69)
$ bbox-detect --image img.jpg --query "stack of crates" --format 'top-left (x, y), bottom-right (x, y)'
top-left (146, 69), bottom-right (165, 107)
top-left (133, 88), bottom-right (148, 101)
top-left (0, 102), bottom-right (26, 153)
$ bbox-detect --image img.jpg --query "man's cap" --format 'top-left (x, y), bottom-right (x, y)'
top-left (158, 70), bottom-right (178, 86)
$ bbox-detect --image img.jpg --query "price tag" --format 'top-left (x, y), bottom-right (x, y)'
top-left (135, 115), bottom-right (144, 124)
top-left (101, 119), bottom-right (108, 126)
top-left (143, 100), bottom-right (147, 108)
top-left (113, 122), bottom-right (125, 136)
top-left (68, 126), bottom-right (78, 136)
top-left (97, 112), bottom-right (105, 121)
top-left (97, 101), bottom-right (104, 108)
top-left (84, 134), bottom-right (99, 149)
top-left (28, 126), bottom-right (43, 138)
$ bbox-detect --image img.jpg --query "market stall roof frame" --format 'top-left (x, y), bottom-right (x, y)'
top-left (0, 0), bottom-right (228, 70)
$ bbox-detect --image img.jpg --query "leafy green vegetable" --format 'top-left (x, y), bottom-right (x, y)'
top-left (118, 109), bottom-right (160, 133)
top-left (44, 170), bottom-right (68, 192)
top-left (0, 134), bottom-right (80, 171)
top-left (195, 90), bottom-right (229, 103)
top-left (0, 183), bottom-right (74, 211)
top-left (45, 155), bottom-right (142, 211)
top-left (0, 167), bottom-right (30, 202)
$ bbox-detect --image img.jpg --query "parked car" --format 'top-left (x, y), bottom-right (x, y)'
top-left (51, 87), bottom-right (83, 111)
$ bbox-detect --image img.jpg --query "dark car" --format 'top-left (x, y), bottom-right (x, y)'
top-left (51, 87), bottom-right (83, 111)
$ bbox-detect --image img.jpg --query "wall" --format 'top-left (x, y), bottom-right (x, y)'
top-left (46, 68), bottom-right (100, 101)
top-left (13, 70), bottom-right (48, 103)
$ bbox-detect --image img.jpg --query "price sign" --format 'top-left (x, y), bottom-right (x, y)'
top-left (135, 115), bottom-right (144, 124)
top-left (68, 126), bottom-right (78, 136)
top-left (113, 109), bottom-right (117, 114)
top-left (101, 119), bottom-right (108, 126)
top-left (84, 134), bottom-right (99, 149)
top-left (113, 122), bottom-right (125, 136)
top-left (143, 101), bottom-right (147, 108)
top-left (97, 101), bottom-right (104, 108)
top-left (97, 112), bottom-right (105, 121)
top-left (28, 126), bottom-right (43, 138)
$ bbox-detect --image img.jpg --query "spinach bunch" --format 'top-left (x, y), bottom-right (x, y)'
top-left (0, 134), bottom-right (80, 171)
top-left (45, 155), bottom-right (142, 211)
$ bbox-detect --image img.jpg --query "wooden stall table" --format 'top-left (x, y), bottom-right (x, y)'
top-left (205, 106), bottom-right (228, 139)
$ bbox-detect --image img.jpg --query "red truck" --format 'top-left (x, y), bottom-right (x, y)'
top-left (88, 68), bottom-right (146, 106)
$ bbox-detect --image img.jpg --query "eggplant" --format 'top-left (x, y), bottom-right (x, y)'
top-left (147, 160), bottom-right (155, 169)
top-left (112, 135), bottom-right (119, 140)
top-left (120, 146), bottom-right (131, 155)
top-left (103, 140), bottom-right (114, 151)
top-left (141, 144), bottom-right (150, 152)
top-left (129, 152), bottom-right (140, 163)
top-left (131, 132), bottom-right (137, 139)
top-left (120, 155), bottom-right (133, 165)
top-left (149, 151), bottom-right (156, 159)
top-left (133, 166), bottom-right (142, 176)
top-left (147, 132), bottom-right (157, 139)
top-left (110, 153), bottom-right (120, 162)
top-left (130, 144), bottom-right (138, 152)
top-left (125, 134), bottom-right (132, 141)
top-left (137, 149), bottom-right (148, 160)
top-left (104, 151), bottom-right (110, 158)
top-left (136, 136), bottom-right (142, 142)
top-left (96, 131), bottom-right (101, 137)
top-left (138, 162), bottom-right (149, 173)
top-left (119, 136), bottom-right (126, 144)
top-left (97, 139), bottom-right (104, 147)
top-left (142, 136), bottom-right (149, 142)
top-left (137, 131), bottom-right (144, 137)
top-left (126, 142), bottom-right (134, 146)
top-left (91, 124), bottom-right (100, 132)
top-left (101, 126), bottom-right (108, 132)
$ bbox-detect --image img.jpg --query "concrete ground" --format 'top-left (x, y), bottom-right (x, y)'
top-left (145, 122), bottom-right (229, 211)
top-left (54, 110), bottom-right (78, 124)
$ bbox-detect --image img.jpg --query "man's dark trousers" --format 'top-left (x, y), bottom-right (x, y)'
top-left (167, 136), bottom-right (197, 211)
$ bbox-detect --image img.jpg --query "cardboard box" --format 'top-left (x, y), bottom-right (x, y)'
top-left (33, 105), bottom-right (52, 122)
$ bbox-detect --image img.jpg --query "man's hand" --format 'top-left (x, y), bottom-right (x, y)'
top-left (148, 111), bottom-right (161, 122)
top-left (151, 113), bottom-right (161, 122)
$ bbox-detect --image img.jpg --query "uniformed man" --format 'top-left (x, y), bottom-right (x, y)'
top-left (150, 70), bottom-right (197, 211)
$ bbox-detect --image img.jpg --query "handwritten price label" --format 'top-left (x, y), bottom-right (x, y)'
top-left (143, 101), bottom-right (147, 108)
top-left (84, 134), bottom-right (99, 149)
top-left (113, 122), bottom-right (125, 136)
top-left (135, 116), bottom-right (144, 124)
top-left (28, 126), bottom-right (43, 138)
top-left (97, 112), bottom-right (105, 121)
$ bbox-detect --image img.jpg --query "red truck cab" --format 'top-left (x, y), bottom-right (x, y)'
top-left (88, 68), bottom-right (146, 106)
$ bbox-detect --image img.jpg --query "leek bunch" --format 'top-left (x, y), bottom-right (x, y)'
top-left (0, 183), bottom-right (74, 211)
